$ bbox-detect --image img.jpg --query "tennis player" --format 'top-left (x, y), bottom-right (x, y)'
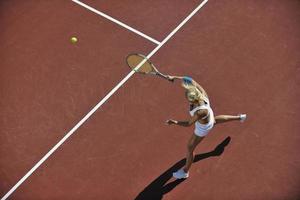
top-left (166, 75), bottom-right (246, 179)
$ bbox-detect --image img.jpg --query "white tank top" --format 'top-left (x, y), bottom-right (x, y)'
top-left (189, 97), bottom-right (214, 127)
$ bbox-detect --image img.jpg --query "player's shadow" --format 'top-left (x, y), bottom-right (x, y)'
top-left (134, 136), bottom-right (231, 200)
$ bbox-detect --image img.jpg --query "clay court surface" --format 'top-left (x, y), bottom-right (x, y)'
top-left (1, 0), bottom-right (300, 199)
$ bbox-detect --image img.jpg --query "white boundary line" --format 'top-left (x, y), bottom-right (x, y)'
top-left (1, 0), bottom-right (208, 199)
top-left (72, 0), bottom-right (161, 45)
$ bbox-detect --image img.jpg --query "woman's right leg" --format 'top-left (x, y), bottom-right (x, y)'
top-left (214, 114), bottom-right (245, 125)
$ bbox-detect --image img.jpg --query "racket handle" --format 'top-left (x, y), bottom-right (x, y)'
top-left (151, 65), bottom-right (174, 82)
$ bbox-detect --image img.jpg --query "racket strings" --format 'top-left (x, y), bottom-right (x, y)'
top-left (127, 54), bottom-right (154, 74)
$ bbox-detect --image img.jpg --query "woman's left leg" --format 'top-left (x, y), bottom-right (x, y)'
top-left (173, 134), bottom-right (204, 179)
top-left (183, 134), bottom-right (204, 173)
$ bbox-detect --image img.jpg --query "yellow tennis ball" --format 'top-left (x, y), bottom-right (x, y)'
top-left (70, 37), bottom-right (78, 44)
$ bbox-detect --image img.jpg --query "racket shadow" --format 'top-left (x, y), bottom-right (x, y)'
top-left (134, 136), bottom-right (231, 200)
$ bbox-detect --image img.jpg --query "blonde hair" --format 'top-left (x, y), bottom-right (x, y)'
top-left (182, 83), bottom-right (205, 102)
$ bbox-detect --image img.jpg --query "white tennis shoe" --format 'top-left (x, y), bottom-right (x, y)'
top-left (239, 114), bottom-right (247, 122)
top-left (173, 169), bottom-right (189, 179)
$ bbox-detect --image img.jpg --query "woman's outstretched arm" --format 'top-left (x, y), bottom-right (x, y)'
top-left (167, 75), bottom-right (184, 81)
top-left (166, 109), bottom-right (208, 127)
top-left (167, 75), bottom-right (193, 84)
top-left (167, 75), bottom-right (208, 97)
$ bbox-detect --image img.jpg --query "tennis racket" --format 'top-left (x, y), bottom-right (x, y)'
top-left (126, 53), bottom-right (173, 82)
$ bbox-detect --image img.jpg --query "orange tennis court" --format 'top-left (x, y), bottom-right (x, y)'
top-left (1, 0), bottom-right (300, 199)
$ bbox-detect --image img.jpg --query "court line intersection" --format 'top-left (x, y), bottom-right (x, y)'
top-left (72, 0), bottom-right (161, 45)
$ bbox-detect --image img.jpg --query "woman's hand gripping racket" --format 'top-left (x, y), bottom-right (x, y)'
top-left (126, 53), bottom-right (173, 82)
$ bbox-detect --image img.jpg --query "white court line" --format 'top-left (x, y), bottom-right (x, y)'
top-left (72, 0), bottom-right (161, 45)
top-left (1, 0), bottom-right (208, 199)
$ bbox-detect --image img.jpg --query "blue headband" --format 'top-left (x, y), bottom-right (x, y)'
top-left (183, 76), bottom-right (193, 84)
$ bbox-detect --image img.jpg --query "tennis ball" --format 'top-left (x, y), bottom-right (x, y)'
top-left (70, 37), bottom-right (78, 44)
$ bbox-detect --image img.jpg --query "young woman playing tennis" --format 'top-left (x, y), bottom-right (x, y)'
top-left (166, 75), bottom-right (246, 179)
